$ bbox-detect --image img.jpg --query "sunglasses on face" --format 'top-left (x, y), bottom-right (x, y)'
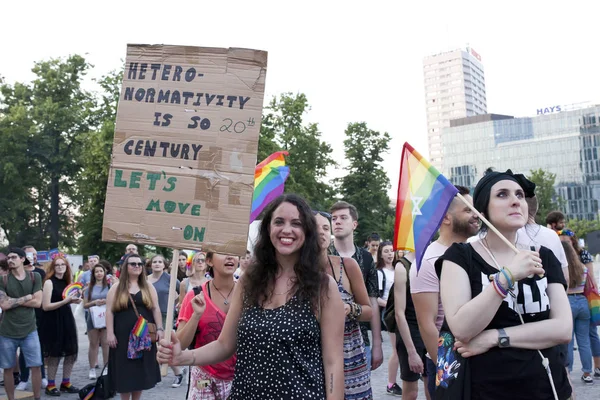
top-left (128, 262), bottom-right (144, 267)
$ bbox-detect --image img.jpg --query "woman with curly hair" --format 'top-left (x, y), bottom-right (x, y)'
top-left (158, 193), bottom-right (345, 399)
top-left (40, 256), bottom-right (81, 396)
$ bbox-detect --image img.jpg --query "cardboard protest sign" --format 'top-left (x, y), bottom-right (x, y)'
top-left (102, 44), bottom-right (267, 255)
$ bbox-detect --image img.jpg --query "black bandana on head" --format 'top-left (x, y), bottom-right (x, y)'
top-left (473, 169), bottom-right (536, 215)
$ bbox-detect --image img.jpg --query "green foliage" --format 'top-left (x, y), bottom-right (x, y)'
top-left (75, 70), bottom-right (129, 262)
top-left (527, 168), bottom-right (562, 224)
top-left (258, 93), bottom-right (336, 210)
top-left (565, 218), bottom-right (600, 240)
top-left (337, 122), bottom-right (394, 243)
top-left (0, 55), bottom-right (95, 249)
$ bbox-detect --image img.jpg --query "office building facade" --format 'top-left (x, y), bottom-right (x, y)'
top-left (423, 47), bottom-right (487, 171)
top-left (442, 106), bottom-right (600, 220)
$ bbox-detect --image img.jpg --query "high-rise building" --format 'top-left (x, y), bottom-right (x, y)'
top-left (442, 105), bottom-right (600, 220)
top-left (423, 47), bottom-right (487, 170)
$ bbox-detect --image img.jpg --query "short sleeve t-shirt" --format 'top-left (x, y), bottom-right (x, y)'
top-left (409, 241), bottom-right (448, 331)
top-left (434, 243), bottom-right (571, 400)
top-left (517, 225), bottom-right (568, 268)
top-left (0, 271), bottom-right (42, 338)
top-left (151, 273), bottom-right (180, 314)
top-left (177, 283), bottom-right (236, 380)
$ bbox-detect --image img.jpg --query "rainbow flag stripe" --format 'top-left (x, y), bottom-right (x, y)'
top-left (394, 143), bottom-right (458, 270)
top-left (250, 151), bottom-right (290, 222)
top-left (83, 387), bottom-right (95, 400)
top-left (590, 293), bottom-right (600, 326)
top-left (133, 316), bottom-right (149, 338)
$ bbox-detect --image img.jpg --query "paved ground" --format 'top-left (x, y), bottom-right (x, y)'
top-left (2, 306), bottom-right (599, 399)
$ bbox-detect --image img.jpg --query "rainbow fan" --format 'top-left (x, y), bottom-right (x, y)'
top-left (62, 282), bottom-right (83, 299)
top-left (186, 251), bottom-right (196, 276)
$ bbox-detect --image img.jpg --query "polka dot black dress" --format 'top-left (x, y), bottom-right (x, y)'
top-left (230, 294), bottom-right (325, 399)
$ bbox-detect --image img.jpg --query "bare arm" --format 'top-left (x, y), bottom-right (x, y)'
top-left (456, 284), bottom-right (572, 357)
top-left (394, 267), bottom-right (417, 355)
top-left (42, 280), bottom-right (72, 311)
top-left (106, 285), bottom-right (117, 338)
top-left (0, 290), bottom-right (33, 311)
top-left (342, 257), bottom-right (372, 321)
top-left (320, 276), bottom-right (345, 400)
top-left (176, 292), bottom-right (204, 349)
top-left (176, 278), bottom-right (244, 366)
top-left (412, 292), bottom-right (440, 360)
top-left (23, 290), bottom-right (42, 308)
top-left (440, 261), bottom-right (505, 343)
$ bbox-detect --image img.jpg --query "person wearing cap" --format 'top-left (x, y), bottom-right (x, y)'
top-left (16, 246), bottom-right (49, 391)
top-left (434, 170), bottom-right (573, 399)
top-left (0, 248), bottom-right (43, 400)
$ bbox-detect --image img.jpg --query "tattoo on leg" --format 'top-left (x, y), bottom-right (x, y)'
top-left (329, 373), bottom-right (333, 394)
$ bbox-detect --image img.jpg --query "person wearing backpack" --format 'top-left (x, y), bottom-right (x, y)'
top-left (175, 252), bottom-right (238, 400)
top-left (0, 248), bottom-right (43, 400)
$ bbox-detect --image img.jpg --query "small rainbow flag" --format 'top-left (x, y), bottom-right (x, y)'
top-left (250, 151), bottom-right (290, 222)
top-left (132, 316), bottom-right (149, 338)
top-left (62, 282), bottom-right (83, 299)
top-left (394, 143), bottom-right (458, 271)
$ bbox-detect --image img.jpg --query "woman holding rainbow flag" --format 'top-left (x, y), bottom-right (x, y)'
top-left (158, 194), bottom-right (345, 399)
top-left (435, 170), bottom-right (572, 399)
top-left (106, 253), bottom-right (162, 399)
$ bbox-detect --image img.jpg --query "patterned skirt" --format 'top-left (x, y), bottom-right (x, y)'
top-left (343, 320), bottom-right (372, 400)
top-left (187, 366), bottom-right (233, 400)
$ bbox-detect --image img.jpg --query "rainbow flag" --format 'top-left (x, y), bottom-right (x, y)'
top-left (250, 151), bottom-right (290, 222)
top-left (394, 143), bottom-right (458, 270)
top-left (132, 316), bottom-right (149, 338)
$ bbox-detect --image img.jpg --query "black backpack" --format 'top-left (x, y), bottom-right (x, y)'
top-left (383, 256), bottom-right (411, 332)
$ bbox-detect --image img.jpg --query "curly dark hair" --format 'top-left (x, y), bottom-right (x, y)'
top-left (242, 194), bottom-right (329, 312)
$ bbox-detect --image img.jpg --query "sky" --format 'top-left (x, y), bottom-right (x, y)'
top-left (3, 0), bottom-right (600, 199)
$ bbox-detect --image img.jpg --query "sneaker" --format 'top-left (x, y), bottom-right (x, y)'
top-left (89, 369), bottom-right (97, 380)
top-left (16, 381), bottom-right (29, 391)
top-left (42, 378), bottom-right (48, 389)
top-left (386, 383), bottom-right (403, 396)
top-left (171, 374), bottom-right (184, 388)
top-left (594, 367), bottom-right (600, 378)
top-left (582, 374), bottom-right (594, 384)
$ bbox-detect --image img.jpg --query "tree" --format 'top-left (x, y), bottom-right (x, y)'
top-left (75, 70), bottom-right (128, 262)
top-left (337, 122), bottom-right (395, 243)
top-left (258, 93), bottom-right (337, 210)
top-left (527, 168), bottom-right (562, 225)
top-left (564, 218), bottom-right (600, 240)
top-left (0, 55), bottom-right (96, 249)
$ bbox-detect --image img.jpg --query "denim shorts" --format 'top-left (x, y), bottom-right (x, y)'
top-left (0, 331), bottom-right (42, 369)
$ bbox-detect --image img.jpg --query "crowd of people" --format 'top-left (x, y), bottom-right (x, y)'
top-left (1, 169), bottom-right (600, 399)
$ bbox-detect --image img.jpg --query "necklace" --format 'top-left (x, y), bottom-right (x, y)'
top-left (211, 281), bottom-right (234, 305)
top-left (273, 277), bottom-right (295, 295)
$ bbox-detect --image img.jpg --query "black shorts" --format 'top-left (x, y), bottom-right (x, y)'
top-left (395, 324), bottom-right (427, 382)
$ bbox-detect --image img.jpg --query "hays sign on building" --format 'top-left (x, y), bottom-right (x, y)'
top-left (536, 105), bottom-right (562, 115)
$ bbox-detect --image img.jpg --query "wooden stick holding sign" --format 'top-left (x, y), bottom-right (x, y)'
top-left (160, 248), bottom-right (180, 377)
top-left (456, 193), bottom-right (543, 277)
